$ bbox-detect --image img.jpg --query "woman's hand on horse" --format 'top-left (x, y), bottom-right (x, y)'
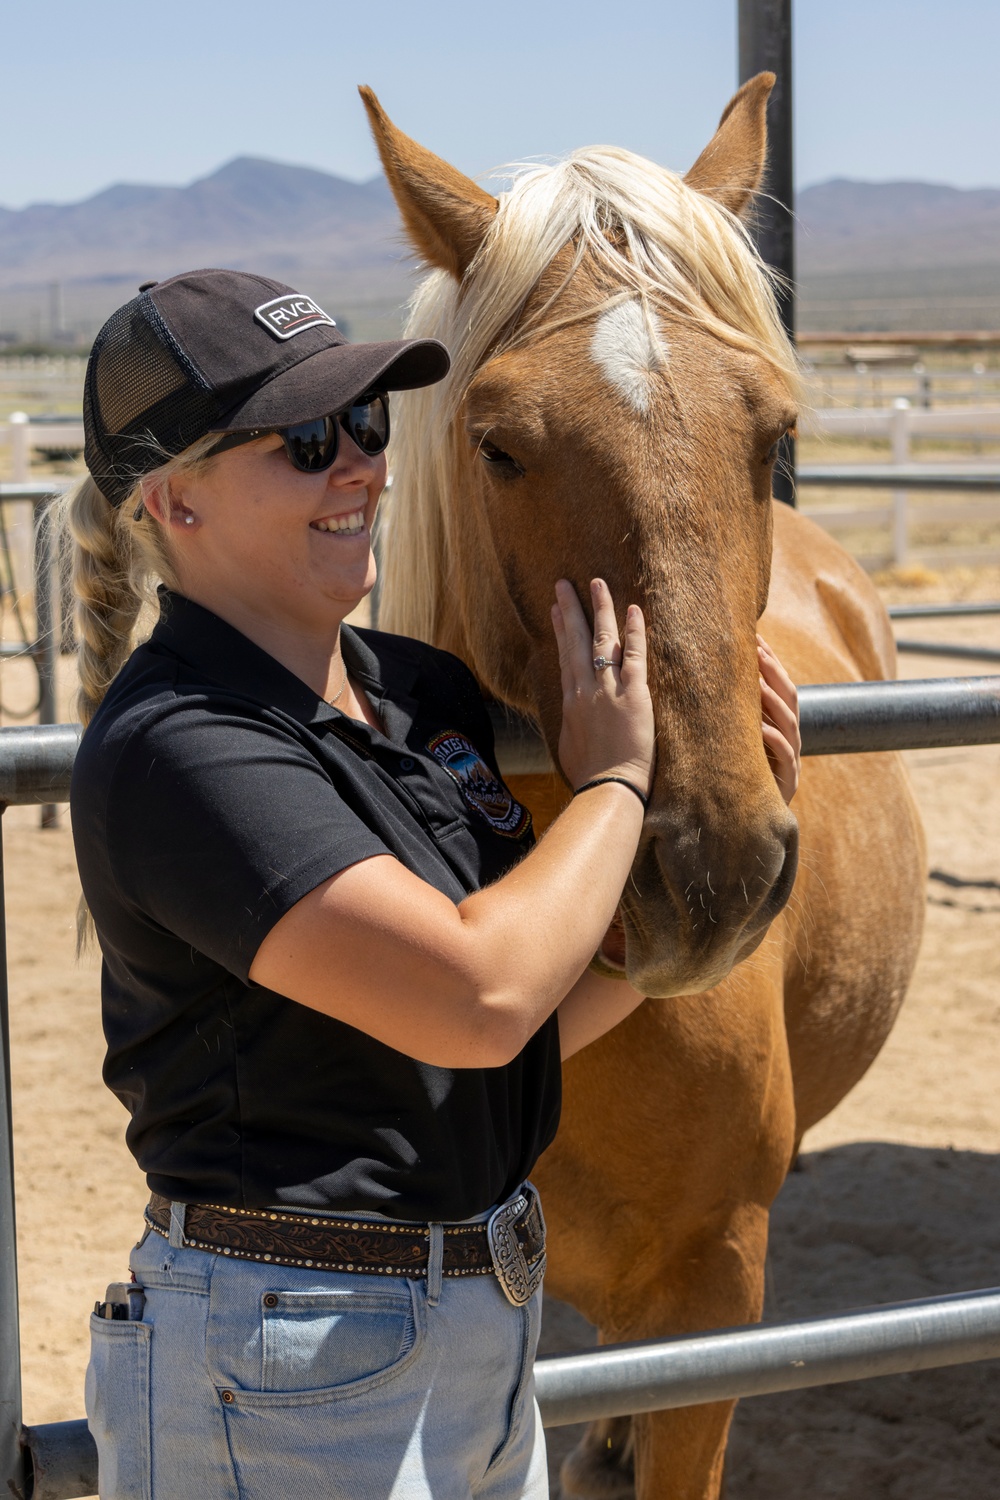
top-left (551, 578), bottom-right (656, 798)
top-left (758, 635), bottom-right (800, 804)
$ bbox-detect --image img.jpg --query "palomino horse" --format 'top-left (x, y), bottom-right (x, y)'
top-left (362, 76), bottom-right (926, 1499)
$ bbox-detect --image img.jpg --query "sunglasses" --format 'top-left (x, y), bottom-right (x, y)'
top-left (208, 391), bottom-right (390, 474)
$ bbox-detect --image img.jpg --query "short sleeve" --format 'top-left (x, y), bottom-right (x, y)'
top-left (104, 703), bottom-right (389, 982)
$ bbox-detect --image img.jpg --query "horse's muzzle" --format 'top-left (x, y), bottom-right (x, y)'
top-left (621, 809), bottom-right (799, 997)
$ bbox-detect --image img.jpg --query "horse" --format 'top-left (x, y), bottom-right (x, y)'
top-left (360, 76), bottom-right (926, 1499)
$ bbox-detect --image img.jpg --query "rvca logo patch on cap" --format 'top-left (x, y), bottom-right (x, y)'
top-left (254, 293), bottom-right (336, 341)
top-left (427, 730), bottom-right (532, 840)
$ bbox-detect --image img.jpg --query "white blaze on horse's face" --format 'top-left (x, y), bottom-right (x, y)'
top-left (590, 300), bottom-right (668, 414)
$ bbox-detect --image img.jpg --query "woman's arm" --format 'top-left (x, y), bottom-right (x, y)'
top-left (250, 782), bottom-right (643, 1068)
top-left (250, 578), bottom-right (655, 1070)
top-left (557, 968), bottom-right (647, 1059)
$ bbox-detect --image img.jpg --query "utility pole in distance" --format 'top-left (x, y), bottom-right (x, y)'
top-left (738, 0), bottom-right (796, 505)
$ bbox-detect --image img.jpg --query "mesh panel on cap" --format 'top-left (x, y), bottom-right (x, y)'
top-left (92, 300), bottom-right (189, 436)
top-left (84, 294), bottom-right (226, 505)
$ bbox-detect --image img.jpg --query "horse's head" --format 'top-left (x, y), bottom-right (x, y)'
top-left (364, 77), bottom-right (799, 998)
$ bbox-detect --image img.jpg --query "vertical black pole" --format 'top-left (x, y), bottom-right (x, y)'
top-left (738, 0), bottom-right (796, 505)
top-left (0, 811), bottom-right (27, 1500)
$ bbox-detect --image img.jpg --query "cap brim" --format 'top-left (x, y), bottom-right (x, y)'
top-left (214, 337), bottom-right (450, 432)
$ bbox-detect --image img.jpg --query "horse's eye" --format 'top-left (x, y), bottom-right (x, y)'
top-left (479, 439), bottom-right (524, 475)
top-left (765, 426), bottom-right (794, 465)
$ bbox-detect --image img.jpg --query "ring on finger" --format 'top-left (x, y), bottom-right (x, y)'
top-left (593, 655), bottom-right (616, 671)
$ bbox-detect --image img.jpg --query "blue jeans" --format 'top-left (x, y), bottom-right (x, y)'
top-left (86, 1205), bottom-right (548, 1499)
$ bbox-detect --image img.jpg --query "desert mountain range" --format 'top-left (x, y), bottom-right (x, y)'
top-left (2, 157), bottom-right (999, 340)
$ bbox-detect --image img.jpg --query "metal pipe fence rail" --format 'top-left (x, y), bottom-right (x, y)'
top-left (1, 676), bottom-right (999, 1496)
top-left (886, 601), bottom-right (1000, 618)
top-left (799, 463), bottom-right (1000, 490)
top-left (896, 641), bottom-right (1000, 665)
top-left (489, 676), bottom-right (1000, 775)
top-left (796, 460), bottom-right (1000, 568)
top-left (534, 1286), bottom-right (1000, 1427)
top-left (883, 602), bottom-right (1000, 665)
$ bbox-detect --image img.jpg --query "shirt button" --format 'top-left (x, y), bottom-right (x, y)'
top-left (399, 757), bottom-right (415, 772)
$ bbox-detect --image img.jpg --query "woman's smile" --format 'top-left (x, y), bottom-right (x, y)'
top-left (311, 507), bottom-right (368, 535)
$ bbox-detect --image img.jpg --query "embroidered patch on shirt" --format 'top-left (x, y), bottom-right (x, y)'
top-left (426, 730), bottom-right (532, 839)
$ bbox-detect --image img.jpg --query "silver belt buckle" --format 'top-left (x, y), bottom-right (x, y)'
top-left (487, 1183), bottom-right (546, 1307)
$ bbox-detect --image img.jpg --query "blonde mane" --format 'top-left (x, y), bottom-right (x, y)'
top-left (380, 145), bottom-right (799, 643)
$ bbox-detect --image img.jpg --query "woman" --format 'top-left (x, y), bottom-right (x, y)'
top-left (65, 268), bottom-right (800, 1500)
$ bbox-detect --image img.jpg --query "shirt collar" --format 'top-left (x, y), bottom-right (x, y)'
top-left (149, 590), bottom-right (420, 732)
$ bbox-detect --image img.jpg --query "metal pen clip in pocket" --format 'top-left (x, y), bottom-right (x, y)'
top-left (94, 1280), bottom-right (146, 1321)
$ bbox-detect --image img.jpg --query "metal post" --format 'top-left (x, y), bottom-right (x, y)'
top-left (32, 503), bottom-right (58, 829)
top-left (738, 0), bottom-right (795, 505)
top-left (890, 398), bottom-right (911, 566)
top-left (8, 415), bottom-right (29, 486)
top-left (0, 810), bottom-right (27, 1500)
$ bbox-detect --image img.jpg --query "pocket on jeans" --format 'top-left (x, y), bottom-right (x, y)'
top-left (256, 1280), bottom-right (421, 1399)
top-left (85, 1315), bottom-right (152, 1500)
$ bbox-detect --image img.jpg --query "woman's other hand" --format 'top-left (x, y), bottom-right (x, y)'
top-left (551, 578), bottom-right (656, 798)
top-left (758, 635), bottom-right (800, 804)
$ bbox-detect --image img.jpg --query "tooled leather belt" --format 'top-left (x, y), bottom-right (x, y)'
top-left (145, 1184), bottom-right (546, 1307)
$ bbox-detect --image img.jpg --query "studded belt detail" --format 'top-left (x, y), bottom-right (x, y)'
top-left (144, 1185), bottom-right (546, 1307)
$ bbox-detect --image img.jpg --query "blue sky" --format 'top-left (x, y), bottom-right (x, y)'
top-left (3, 0), bottom-right (999, 207)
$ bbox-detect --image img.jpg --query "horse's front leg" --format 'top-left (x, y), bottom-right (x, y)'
top-left (628, 1206), bottom-right (774, 1500)
top-left (559, 1197), bottom-right (773, 1500)
top-left (538, 952), bottom-right (795, 1500)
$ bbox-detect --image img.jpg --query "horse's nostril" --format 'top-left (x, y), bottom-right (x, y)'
top-left (644, 810), bottom-right (799, 935)
top-left (764, 816), bottom-right (800, 917)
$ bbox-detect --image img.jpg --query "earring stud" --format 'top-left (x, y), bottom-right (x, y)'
top-left (183, 515), bottom-right (195, 526)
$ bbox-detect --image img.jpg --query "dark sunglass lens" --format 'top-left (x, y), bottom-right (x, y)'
top-left (346, 394), bottom-right (390, 454)
top-left (283, 416), bottom-right (337, 471)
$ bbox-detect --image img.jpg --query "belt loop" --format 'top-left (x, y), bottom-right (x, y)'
top-left (168, 1201), bottom-right (187, 1248)
top-left (426, 1222), bottom-right (443, 1307)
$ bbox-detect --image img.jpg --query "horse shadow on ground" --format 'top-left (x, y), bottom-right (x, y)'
top-left (539, 1142), bottom-right (1000, 1499)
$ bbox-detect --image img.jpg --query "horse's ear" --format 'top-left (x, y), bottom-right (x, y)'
top-left (683, 72), bottom-right (774, 218)
top-left (359, 87), bottom-right (498, 280)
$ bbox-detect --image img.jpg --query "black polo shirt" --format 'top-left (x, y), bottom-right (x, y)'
top-left (71, 591), bottom-right (561, 1220)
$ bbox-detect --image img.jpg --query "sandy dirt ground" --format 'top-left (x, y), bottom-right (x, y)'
top-left (2, 570), bottom-right (999, 1497)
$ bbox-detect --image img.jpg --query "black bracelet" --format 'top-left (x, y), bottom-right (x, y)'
top-left (573, 776), bottom-right (649, 811)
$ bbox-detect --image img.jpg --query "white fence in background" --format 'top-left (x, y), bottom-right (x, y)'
top-left (801, 399), bottom-right (1000, 566)
top-left (806, 364), bottom-right (1000, 410)
top-left (803, 403), bottom-right (1000, 442)
top-left (0, 413), bottom-right (84, 482)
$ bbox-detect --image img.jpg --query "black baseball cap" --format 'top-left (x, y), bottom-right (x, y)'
top-left (83, 268), bottom-right (451, 506)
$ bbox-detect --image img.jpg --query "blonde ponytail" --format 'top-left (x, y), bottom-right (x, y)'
top-left (52, 436), bottom-right (219, 726)
top-left (52, 438), bottom-right (219, 948)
